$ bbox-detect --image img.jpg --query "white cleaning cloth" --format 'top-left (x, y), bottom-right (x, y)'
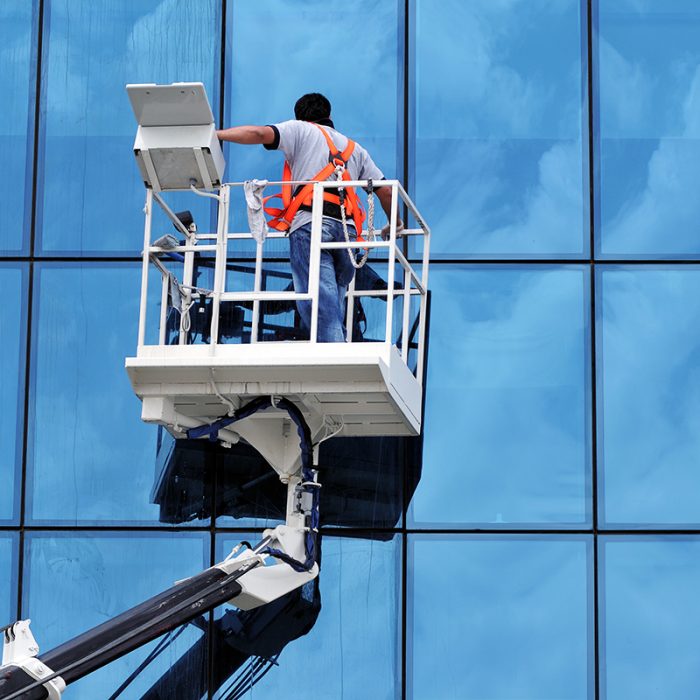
top-left (243, 179), bottom-right (269, 244)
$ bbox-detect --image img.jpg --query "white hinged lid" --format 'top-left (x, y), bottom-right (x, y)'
top-left (127, 82), bottom-right (214, 127)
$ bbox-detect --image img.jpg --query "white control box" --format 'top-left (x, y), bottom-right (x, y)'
top-left (127, 82), bottom-right (225, 191)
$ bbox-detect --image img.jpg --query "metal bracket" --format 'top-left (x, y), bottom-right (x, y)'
top-left (1, 620), bottom-right (66, 699)
top-left (214, 521), bottom-right (318, 612)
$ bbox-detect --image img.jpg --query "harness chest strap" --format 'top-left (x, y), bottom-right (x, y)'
top-left (263, 124), bottom-right (366, 238)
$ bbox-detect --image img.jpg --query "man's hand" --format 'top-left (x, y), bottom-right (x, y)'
top-left (380, 219), bottom-right (404, 240)
top-left (374, 186), bottom-right (404, 239)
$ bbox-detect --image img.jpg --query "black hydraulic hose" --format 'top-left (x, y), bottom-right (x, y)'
top-left (0, 538), bottom-right (270, 700)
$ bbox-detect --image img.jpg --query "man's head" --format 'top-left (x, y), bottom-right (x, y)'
top-left (294, 93), bottom-right (331, 123)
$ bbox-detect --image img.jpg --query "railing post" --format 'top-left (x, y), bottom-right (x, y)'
top-left (416, 209), bottom-right (431, 385)
top-left (209, 185), bottom-right (229, 351)
top-left (384, 184), bottom-right (399, 345)
top-left (308, 182), bottom-right (324, 343)
top-left (159, 273), bottom-right (169, 345)
top-left (345, 272), bottom-right (356, 343)
top-left (251, 240), bottom-right (263, 343)
top-left (179, 200), bottom-right (198, 345)
top-left (401, 268), bottom-right (411, 362)
top-left (137, 188), bottom-right (153, 349)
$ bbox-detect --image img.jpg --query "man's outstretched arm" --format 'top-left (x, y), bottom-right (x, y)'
top-left (216, 125), bottom-right (276, 145)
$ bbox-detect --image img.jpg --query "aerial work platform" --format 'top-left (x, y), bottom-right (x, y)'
top-left (124, 82), bottom-right (430, 475)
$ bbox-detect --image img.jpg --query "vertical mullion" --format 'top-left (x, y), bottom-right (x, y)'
top-left (586, 0), bottom-right (600, 698)
top-left (17, 0), bottom-right (46, 623)
top-left (401, 2), bottom-right (410, 697)
top-left (208, 1), bottom-right (228, 695)
top-left (402, 0), bottom-right (410, 260)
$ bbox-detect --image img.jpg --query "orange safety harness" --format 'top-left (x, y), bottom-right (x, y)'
top-left (263, 123), bottom-right (366, 240)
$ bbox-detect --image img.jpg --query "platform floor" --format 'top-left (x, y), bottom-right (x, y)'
top-left (126, 342), bottom-right (422, 437)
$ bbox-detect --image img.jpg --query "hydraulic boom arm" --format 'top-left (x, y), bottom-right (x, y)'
top-left (0, 398), bottom-right (321, 700)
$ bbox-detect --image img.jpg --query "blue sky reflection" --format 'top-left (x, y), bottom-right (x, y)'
top-left (410, 535), bottom-right (592, 699)
top-left (410, 265), bottom-right (591, 527)
top-left (601, 537), bottom-right (700, 698)
top-left (0, 266), bottom-right (25, 523)
top-left (0, 3), bottom-right (33, 253)
top-left (38, 0), bottom-right (220, 254)
top-left (599, 0), bottom-right (700, 256)
top-left (414, 0), bottom-right (588, 257)
top-left (598, 267), bottom-right (700, 525)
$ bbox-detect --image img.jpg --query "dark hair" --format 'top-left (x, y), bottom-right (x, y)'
top-left (294, 93), bottom-right (331, 122)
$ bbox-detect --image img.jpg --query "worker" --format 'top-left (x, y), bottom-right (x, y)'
top-left (216, 93), bottom-right (400, 342)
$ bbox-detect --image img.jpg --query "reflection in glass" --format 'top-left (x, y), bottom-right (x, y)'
top-left (27, 263), bottom-right (184, 525)
top-left (213, 430), bottom-right (418, 533)
top-left (0, 3), bottom-right (33, 253)
top-left (224, 0), bottom-right (401, 257)
top-left (38, 0), bottom-right (220, 254)
top-left (410, 265), bottom-right (590, 527)
top-left (414, 0), bottom-right (588, 257)
top-left (598, 0), bottom-right (700, 257)
top-left (410, 535), bottom-right (592, 700)
top-left (598, 267), bottom-right (700, 526)
top-left (214, 534), bottom-right (401, 699)
top-left (0, 534), bottom-right (18, 627)
top-left (23, 533), bottom-right (208, 699)
top-left (0, 266), bottom-right (27, 523)
top-left (601, 537), bottom-right (700, 699)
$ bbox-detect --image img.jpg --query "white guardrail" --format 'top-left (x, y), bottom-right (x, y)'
top-left (136, 179), bottom-right (430, 385)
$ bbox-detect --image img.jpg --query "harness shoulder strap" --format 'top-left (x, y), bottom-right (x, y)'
top-left (263, 123), bottom-right (365, 233)
top-left (312, 123), bottom-right (356, 164)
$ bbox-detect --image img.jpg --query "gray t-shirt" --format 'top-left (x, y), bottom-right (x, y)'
top-left (264, 120), bottom-right (385, 233)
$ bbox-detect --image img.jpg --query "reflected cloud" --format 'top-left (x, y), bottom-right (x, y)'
top-left (599, 39), bottom-right (654, 135)
top-left (416, 0), bottom-right (585, 255)
top-left (600, 6), bottom-right (700, 254)
top-left (486, 141), bottom-right (585, 253)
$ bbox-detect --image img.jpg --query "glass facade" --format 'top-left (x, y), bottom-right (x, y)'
top-left (1, 1), bottom-right (698, 698)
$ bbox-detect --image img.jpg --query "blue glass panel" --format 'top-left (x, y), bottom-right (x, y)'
top-left (214, 533), bottom-right (400, 699)
top-left (38, 0), bottom-right (220, 255)
top-left (598, 1), bottom-right (700, 258)
top-left (0, 265), bottom-right (27, 524)
top-left (0, 533), bottom-right (19, 627)
top-left (410, 265), bottom-right (591, 527)
top-left (414, 0), bottom-right (588, 258)
top-left (0, 3), bottom-right (33, 254)
top-left (224, 0), bottom-right (401, 257)
top-left (597, 266), bottom-right (700, 526)
top-left (410, 535), bottom-right (592, 700)
top-left (23, 532), bottom-right (208, 699)
top-left (26, 263), bottom-right (193, 525)
top-left (601, 536), bottom-right (700, 699)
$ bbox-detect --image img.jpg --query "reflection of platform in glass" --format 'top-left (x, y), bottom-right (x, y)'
top-left (126, 341), bottom-right (421, 438)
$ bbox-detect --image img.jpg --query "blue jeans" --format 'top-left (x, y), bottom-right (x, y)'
top-left (289, 219), bottom-right (355, 342)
